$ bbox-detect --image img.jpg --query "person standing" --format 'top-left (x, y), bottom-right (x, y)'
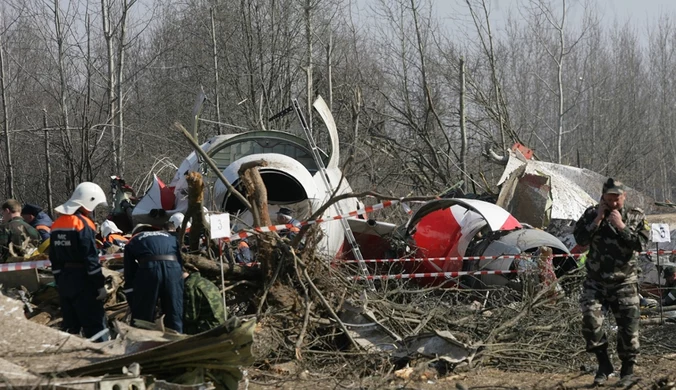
top-left (50, 182), bottom-right (109, 341)
top-left (21, 203), bottom-right (53, 242)
top-left (123, 223), bottom-right (184, 333)
top-left (574, 178), bottom-right (649, 386)
top-left (0, 200), bottom-right (41, 262)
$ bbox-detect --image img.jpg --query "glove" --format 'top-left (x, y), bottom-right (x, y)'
top-left (96, 287), bottom-right (108, 301)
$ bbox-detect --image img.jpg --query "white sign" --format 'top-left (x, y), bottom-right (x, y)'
top-left (209, 213), bottom-right (231, 239)
top-left (651, 223), bottom-right (671, 243)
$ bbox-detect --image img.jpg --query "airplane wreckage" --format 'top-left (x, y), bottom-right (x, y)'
top-left (111, 95), bottom-right (676, 290)
top-left (123, 95), bottom-right (671, 290)
top-left (3, 94), bottom-right (676, 388)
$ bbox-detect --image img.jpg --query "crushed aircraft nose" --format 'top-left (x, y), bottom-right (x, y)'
top-left (462, 228), bottom-right (574, 289)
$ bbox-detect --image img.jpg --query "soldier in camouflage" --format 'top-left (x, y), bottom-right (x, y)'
top-left (0, 200), bottom-right (41, 263)
top-left (182, 265), bottom-right (226, 335)
top-left (574, 178), bottom-right (649, 386)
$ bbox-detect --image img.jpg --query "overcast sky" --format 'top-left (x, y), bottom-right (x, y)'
top-left (429, 0), bottom-right (676, 38)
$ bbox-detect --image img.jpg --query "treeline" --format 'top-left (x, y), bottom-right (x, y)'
top-left (0, 0), bottom-right (674, 209)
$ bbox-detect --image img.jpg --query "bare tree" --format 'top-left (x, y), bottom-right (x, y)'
top-left (0, 13), bottom-right (14, 198)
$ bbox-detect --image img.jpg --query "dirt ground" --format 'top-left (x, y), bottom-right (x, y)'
top-left (241, 354), bottom-right (676, 390)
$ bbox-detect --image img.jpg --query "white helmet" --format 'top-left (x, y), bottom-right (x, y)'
top-left (55, 182), bottom-right (108, 215)
top-left (169, 212), bottom-right (191, 230)
top-left (101, 220), bottom-right (123, 237)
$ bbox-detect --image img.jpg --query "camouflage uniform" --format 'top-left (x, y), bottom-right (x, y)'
top-left (183, 272), bottom-right (226, 335)
top-left (0, 217), bottom-right (41, 263)
top-left (574, 205), bottom-right (649, 364)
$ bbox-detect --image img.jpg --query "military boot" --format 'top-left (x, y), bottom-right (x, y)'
top-left (617, 361), bottom-right (636, 387)
top-left (593, 350), bottom-right (615, 386)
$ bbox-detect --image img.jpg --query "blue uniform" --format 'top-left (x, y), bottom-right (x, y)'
top-left (124, 230), bottom-right (184, 333)
top-left (31, 211), bottom-right (53, 242)
top-left (50, 212), bottom-right (108, 341)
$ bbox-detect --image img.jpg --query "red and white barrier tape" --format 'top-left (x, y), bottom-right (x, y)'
top-left (0, 259), bottom-right (52, 273)
top-left (340, 253), bottom-right (583, 264)
top-left (340, 249), bottom-right (676, 265)
top-left (351, 269), bottom-right (523, 281)
top-left (222, 199), bottom-right (399, 242)
top-left (2, 235), bottom-right (672, 274)
top-left (0, 252), bottom-right (124, 273)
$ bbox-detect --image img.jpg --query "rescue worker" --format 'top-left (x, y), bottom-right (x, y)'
top-left (182, 264), bottom-right (226, 334)
top-left (167, 212), bottom-right (191, 248)
top-left (0, 199), bottom-right (41, 262)
top-left (124, 223), bottom-right (184, 333)
top-left (21, 203), bottom-right (53, 242)
top-left (100, 220), bottom-right (128, 250)
top-left (573, 178), bottom-right (649, 386)
top-left (276, 207), bottom-right (301, 238)
top-left (168, 212), bottom-right (191, 234)
top-left (235, 240), bottom-right (252, 264)
top-left (50, 182), bottom-right (109, 341)
top-left (662, 266), bottom-right (676, 307)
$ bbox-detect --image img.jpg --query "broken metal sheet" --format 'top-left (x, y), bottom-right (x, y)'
top-left (497, 151), bottom-right (655, 227)
top-left (63, 317), bottom-right (255, 390)
top-left (312, 95), bottom-right (340, 170)
top-left (497, 167), bottom-right (553, 228)
top-left (0, 358), bottom-right (41, 383)
top-left (472, 229), bottom-right (572, 287)
top-left (112, 320), bottom-right (186, 355)
top-left (132, 175), bottom-right (178, 225)
top-left (0, 293), bottom-right (116, 374)
top-left (394, 330), bottom-right (476, 364)
top-left (339, 302), bottom-right (398, 352)
top-left (406, 199), bottom-right (522, 235)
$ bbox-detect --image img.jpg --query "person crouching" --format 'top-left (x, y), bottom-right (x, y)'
top-left (123, 223), bottom-right (184, 333)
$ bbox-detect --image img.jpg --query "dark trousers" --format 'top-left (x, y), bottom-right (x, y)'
top-left (59, 288), bottom-right (108, 342)
top-left (131, 261), bottom-right (184, 333)
top-left (580, 278), bottom-right (640, 363)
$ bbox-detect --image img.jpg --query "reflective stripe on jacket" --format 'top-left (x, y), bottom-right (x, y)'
top-left (49, 212), bottom-right (104, 293)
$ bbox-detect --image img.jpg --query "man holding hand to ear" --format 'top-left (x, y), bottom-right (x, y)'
top-left (574, 178), bottom-right (650, 386)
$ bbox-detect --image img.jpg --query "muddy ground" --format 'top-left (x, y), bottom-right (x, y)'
top-left (241, 353), bottom-right (676, 390)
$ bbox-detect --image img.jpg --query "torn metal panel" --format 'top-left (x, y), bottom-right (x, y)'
top-left (497, 151), bottom-right (656, 227)
top-left (0, 293), bottom-right (115, 374)
top-left (467, 229), bottom-right (572, 287)
top-left (63, 317), bottom-right (255, 390)
top-left (497, 168), bottom-right (553, 228)
top-left (0, 358), bottom-right (41, 383)
top-left (394, 330), bottom-right (476, 364)
top-left (406, 199), bottom-right (522, 236)
top-left (339, 302), bottom-right (398, 352)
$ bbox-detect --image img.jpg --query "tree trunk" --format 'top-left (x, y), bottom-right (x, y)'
top-left (115, 0), bottom-right (130, 176)
top-left (43, 110), bottom-right (54, 218)
top-left (556, 0), bottom-right (567, 164)
top-left (304, 0), bottom-right (313, 131)
top-left (237, 160), bottom-right (274, 282)
top-left (210, 7), bottom-right (222, 135)
top-left (54, 0), bottom-right (76, 190)
top-left (459, 57), bottom-right (468, 193)
top-left (326, 29), bottom-right (333, 111)
top-left (0, 27), bottom-right (14, 198)
top-left (101, 0), bottom-right (117, 174)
